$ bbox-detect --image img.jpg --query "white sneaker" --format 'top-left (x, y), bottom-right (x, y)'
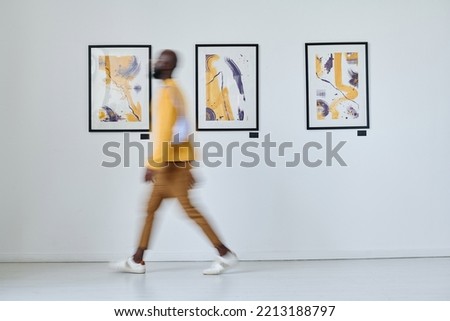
top-left (110, 257), bottom-right (146, 274)
top-left (203, 252), bottom-right (238, 275)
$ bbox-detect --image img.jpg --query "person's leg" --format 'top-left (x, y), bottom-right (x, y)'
top-left (177, 192), bottom-right (238, 275)
top-left (173, 165), bottom-right (234, 257)
top-left (111, 168), bottom-right (172, 273)
top-left (177, 193), bottom-right (230, 253)
top-left (110, 186), bottom-right (164, 274)
top-left (132, 186), bottom-right (164, 263)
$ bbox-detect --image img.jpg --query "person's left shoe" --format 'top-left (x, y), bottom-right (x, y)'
top-left (110, 257), bottom-right (146, 274)
top-left (203, 252), bottom-right (238, 275)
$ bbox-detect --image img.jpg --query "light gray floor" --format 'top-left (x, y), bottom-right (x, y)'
top-left (0, 257), bottom-right (449, 301)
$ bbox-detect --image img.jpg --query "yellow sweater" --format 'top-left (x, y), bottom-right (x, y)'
top-left (147, 79), bottom-right (194, 169)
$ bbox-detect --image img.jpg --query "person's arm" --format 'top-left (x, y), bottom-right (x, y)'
top-left (146, 88), bottom-right (175, 177)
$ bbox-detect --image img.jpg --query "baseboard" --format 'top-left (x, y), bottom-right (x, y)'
top-left (1, 249), bottom-right (449, 263)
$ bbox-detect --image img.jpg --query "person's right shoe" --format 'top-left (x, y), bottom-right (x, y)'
top-left (110, 257), bottom-right (146, 274)
top-left (203, 252), bottom-right (238, 275)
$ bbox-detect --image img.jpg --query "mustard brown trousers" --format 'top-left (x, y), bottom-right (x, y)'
top-left (138, 163), bottom-right (223, 250)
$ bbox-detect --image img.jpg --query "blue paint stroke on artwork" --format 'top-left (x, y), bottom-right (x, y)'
top-left (324, 54), bottom-right (334, 73)
top-left (317, 99), bottom-right (329, 118)
top-left (348, 70), bottom-right (358, 88)
top-left (238, 108), bottom-right (244, 121)
top-left (102, 106), bottom-right (122, 122)
top-left (134, 85), bottom-right (142, 93)
top-left (206, 107), bottom-right (216, 121)
top-left (118, 56), bottom-right (141, 78)
top-left (346, 106), bottom-right (359, 119)
top-left (225, 57), bottom-right (246, 101)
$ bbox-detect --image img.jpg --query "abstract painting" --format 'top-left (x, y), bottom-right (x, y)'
top-left (305, 42), bottom-right (369, 129)
top-left (89, 45), bottom-right (151, 132)
top-left (196, 44), bottom-right (258, 131)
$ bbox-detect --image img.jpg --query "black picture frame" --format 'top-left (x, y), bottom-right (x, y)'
top-left (305, 42), bottom-right (369, 130)
top-left (195, 44), bottom-right (259, 131)
top-left (89, 45), bottom-right (151, 132)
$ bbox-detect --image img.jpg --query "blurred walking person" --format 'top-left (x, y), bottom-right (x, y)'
top-left (112, 50), bottom-right (237, 275)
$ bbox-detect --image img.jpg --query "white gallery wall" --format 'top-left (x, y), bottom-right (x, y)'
top-left (1, 0), bottom-right (449, 262)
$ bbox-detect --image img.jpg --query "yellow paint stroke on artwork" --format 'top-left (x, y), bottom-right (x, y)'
top-left (328, 52), bottom-right (358, 119)
top-left (99, 55), bottom-right (142, 122)
top-left (329, 97), bottom-right (346, 119)
top-left (104, 55), bottom-right (111, 86)
top-left (346, 52), bottom-right (358, 64)
top-left (98, 109), bottom-right (107, 121)
top-left (205, 54), bottom-right (235, 121)
top-left (317, 110), bottom-right (325, 120)
top-left (334, 52), bottom-right (358, 100)
top-left (315, 55), bottom-right (324, 78)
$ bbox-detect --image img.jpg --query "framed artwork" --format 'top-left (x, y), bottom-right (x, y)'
top-left (89, 45), bottom-right (151, 132)
top-left (305, 42), bottom-right (369, 130)
top-left (196, 44), bottom-right (259, 131)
